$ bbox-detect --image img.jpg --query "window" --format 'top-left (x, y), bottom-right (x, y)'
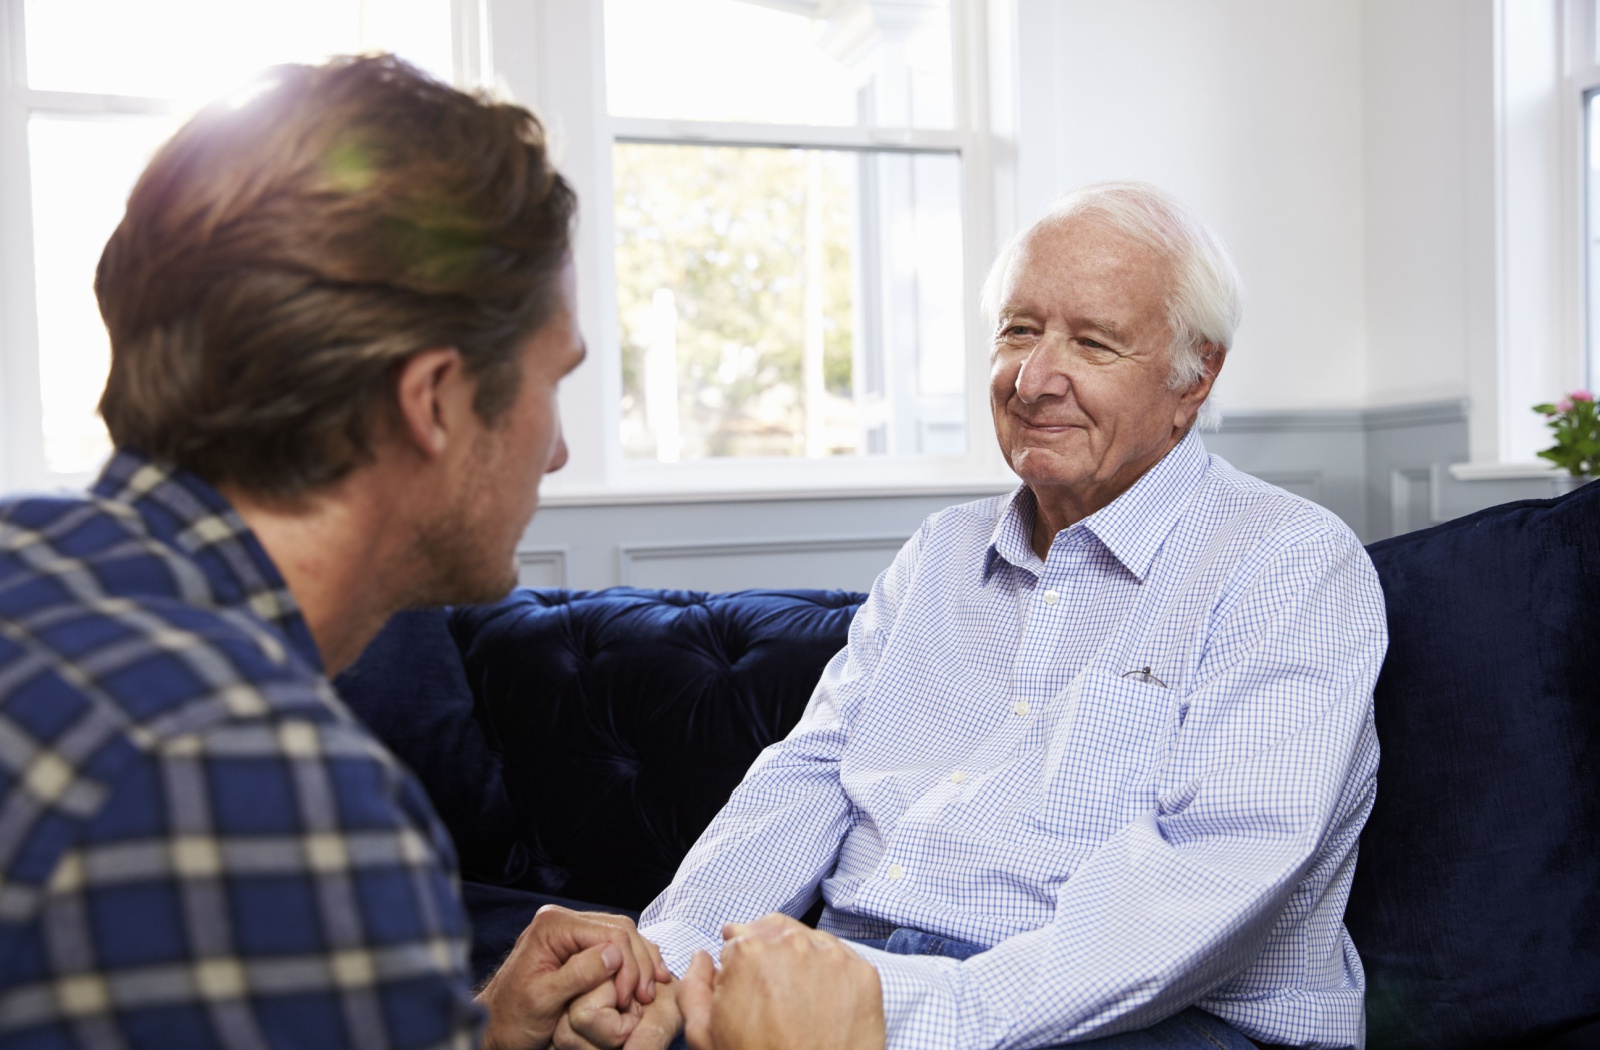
top-left (1583, 8), bottom-right (1600, 390)
top-left (1, 0), bottom-right (1010, 497)
top-left (0, 0), bottom-right (459, 492)
top-left (605, 0), bottom-right (968, 465)
top-left (501, 0), bottom-right (1008, 497)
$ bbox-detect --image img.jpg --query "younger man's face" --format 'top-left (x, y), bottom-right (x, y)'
top-left (423, 257), bottom-right (585, 604)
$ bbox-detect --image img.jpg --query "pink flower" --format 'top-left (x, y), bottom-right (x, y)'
top-left (1573, 390), bottom-right (1595, 402)
top-left (1557, 398), bottom-right (1575, 414)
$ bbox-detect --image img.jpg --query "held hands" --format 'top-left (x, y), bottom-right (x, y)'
top-left (476, 905), bottom-right (671, 1050)
top-left (679, 914), bottom-right (886, 1050)
top-left (553, 964), bottom-right (684, 1050)
top-left (544, 912), bottom-right (886, 1050)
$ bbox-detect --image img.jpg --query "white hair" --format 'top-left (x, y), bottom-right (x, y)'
top-left (980, 181), bottom-right (1243, 430)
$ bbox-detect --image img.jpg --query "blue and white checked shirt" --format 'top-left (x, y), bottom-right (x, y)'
top-left (641, 431), bottom-right (1386, 1050)
top-left (0, 451), bottom-right (483, 1048)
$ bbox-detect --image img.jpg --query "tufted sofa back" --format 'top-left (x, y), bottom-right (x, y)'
top-left (337, 587), bottom-right (863, 912)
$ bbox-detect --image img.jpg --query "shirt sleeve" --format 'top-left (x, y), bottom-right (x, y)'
top-left (638, 527), bottom-right (926, 975)
top-left (17, 709), bottom-right (486, 1050)
top-left (861, 527), bottom-right (1386, 1050)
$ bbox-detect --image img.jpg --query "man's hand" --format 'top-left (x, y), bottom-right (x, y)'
top-left (476, 905), bottom-right (672, 1050)
top-left (678, 914), bottom-right (885, 1050)
top-left (552, 970), bottom-right (683, 1050)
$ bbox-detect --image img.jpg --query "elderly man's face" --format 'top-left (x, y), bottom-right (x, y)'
top-left (989, 215), bottom-right (1205, 527)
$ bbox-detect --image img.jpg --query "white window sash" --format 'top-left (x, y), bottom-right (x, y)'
top-left (490, 0), bottom-right (1015, 502)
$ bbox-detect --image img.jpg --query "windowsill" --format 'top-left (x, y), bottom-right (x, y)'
top-left (1446, 461), bottom-right (1563, 482)
top-left (538, 474), bottom-right (1019, 508)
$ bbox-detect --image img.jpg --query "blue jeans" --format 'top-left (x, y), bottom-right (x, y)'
top-left (852, 928), bottom-right (1261, 1050)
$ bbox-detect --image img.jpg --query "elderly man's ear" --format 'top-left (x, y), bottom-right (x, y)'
top-left (1197, 342), bottom-right (1227, 392)
top-left (1189, 342), bottom-right (1227, 400)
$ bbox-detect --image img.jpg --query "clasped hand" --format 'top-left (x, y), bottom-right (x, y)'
top-left (475, 905), bottom-right (671, 1050)
top-left (549, 913), bottom-right (885, 1050)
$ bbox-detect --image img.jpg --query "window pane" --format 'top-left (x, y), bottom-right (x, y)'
top-left (24, 0), bottom-right (452, 100)
top-left (1590, 91), bottom-right (1600, 389)
top-left (604, 0), bottom-right (954, 129)
top-left (614, 143), bottom-right (965, 461)
top-left (29, 116), bottom-right (181, 474)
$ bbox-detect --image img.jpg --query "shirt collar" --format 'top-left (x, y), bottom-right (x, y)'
top-left (91, 449), bottom-right (323, 672)
top-left (985, 428), bottom-right (1210, 583)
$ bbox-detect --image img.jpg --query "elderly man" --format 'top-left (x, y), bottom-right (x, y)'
top-left (629, 183), bottom-right (1386, 1050)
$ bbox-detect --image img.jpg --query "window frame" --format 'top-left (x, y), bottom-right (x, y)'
top-left (0, 0), bottom-right (485, 495)
top-left (1573, 0), bottom-right (1600, 395)
top-left (489, 0), bottom-right (1016, 504)
top-left (0, 0), bottom-right (179, 495)
top-left (0, 0), bottom-right (1016, 500)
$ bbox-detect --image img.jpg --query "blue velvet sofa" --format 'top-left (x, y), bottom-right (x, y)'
top-left (334, 483), bottom-right (1600, 1050)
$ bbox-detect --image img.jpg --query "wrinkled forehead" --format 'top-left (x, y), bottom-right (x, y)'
top-left (1003, 213), bottom-right (1176, 308)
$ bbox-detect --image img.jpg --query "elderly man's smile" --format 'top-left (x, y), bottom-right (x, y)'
top-left (987, 212), bottom-right (1212, 537)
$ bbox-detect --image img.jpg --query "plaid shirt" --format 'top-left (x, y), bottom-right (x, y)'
top-left (0, 451), bottom-right (483, 1049)
top-left (642, 431), bottom-right (1386, 1050)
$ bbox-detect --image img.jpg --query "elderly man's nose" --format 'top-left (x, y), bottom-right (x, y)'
top-left (1014, 342), bottom-right (1070, 403)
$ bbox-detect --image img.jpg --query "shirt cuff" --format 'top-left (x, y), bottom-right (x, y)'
top-left (638, 919), bottom-right (722, 977)
top-left (846, 941), bottom-right (965, 1050)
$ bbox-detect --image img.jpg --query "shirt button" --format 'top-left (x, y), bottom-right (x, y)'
top-left (1042, 589), bottom-right (1060, 605)
top-left (949, 771), bottom-right (966, 784)
top-left (1013, 701), bottom-right (1030, 717)
top-left (886, 863), bottom-right (905, 881)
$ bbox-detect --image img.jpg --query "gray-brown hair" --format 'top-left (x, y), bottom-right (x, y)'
top-left (96, 54), bottom-right (577, 496)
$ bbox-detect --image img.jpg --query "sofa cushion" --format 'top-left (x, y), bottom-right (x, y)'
top-left (333, 608), bottom-right (525, 885)
top-left (451, 588), bottom-right (863, 912)
top-left (1351, 483), bottom-right (1600, 1049)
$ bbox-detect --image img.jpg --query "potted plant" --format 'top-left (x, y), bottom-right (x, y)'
top-left (1533, 391), bottom-right (1600, 492)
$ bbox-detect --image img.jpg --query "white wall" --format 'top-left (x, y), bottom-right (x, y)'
top-left (1012, 0), bottom-right (1369, 412)
top-left (1361, 0), bottom-right (1490, 412)
top-left (1361, 0), bottom-right (1576, 466)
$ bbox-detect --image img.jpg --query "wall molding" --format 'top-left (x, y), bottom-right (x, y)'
top-left (515, 547), bottom-right (569, 588)
top-left (1216, 399), bottom-right (1470, 436)
top-left (617, 534), bottom-right (910, 586)
top-left (541, 479), bottom-right (1015, 509)
top-left (1388, 466), bottom-right (1443, 535)
top-left (1214, 408), bottom-right (1365, 434)
top-left (1363, 398), bottom-right (1470, 430)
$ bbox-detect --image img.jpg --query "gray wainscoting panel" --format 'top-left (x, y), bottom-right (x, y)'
top-left (1363, 400), bottom-right (1469, 540)
top-left (515, 548), bottom-right (569, 589)
top-left (619, 535), bottom-right (911, 592)
top-left (521, 487), bottom-right (1012, 592)
top-left (1432, 474), bottom-right (1558, 523)
top-left (1206, 409), bottom-right (1366, 534)
top-left (1362, 399), bottom-right (1562, 539)
top-left (1388, 466), bottom-right (1439, 537)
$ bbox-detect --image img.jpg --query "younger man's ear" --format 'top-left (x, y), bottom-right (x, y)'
top-left (392, 347), bottom-right (466, 459)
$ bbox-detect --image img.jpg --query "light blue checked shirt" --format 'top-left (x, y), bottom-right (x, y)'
top-left (640, 431), bottom-right (1385, 1049)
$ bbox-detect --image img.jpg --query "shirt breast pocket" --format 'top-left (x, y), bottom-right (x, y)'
top-left (1028, 672), bottom-right (1180, 845)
